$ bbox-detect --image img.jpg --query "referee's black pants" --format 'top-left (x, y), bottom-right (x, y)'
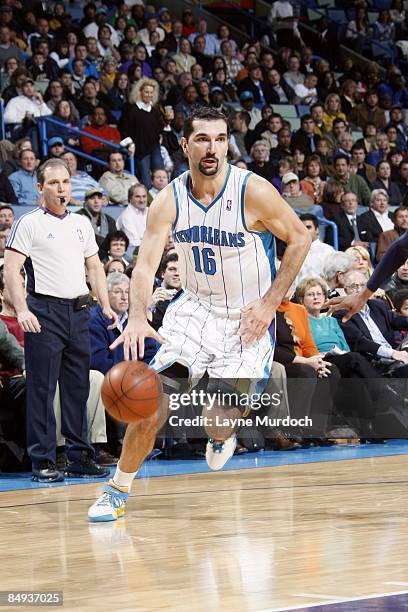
top-left (25, 295), bottom-right (94, 468)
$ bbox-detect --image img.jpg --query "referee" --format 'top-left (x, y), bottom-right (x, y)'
top-left (4, 158), bottom-right (117, 483)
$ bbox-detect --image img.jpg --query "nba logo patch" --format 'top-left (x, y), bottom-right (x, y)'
top-left (226, 199), bottom-right (232, 211)
top-left (77, 229), bottom-right (84, 242)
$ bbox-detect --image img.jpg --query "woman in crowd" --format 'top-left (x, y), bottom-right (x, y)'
top-left (339, 79), bottom-right (359, 117)
top-left (120, 77), bottom-right (164, 189)
top-left (321, 180), bottom-right (344, 219)
top-left (104, 258), bottom-right (127, 276)
top-left (108, 72), bottom-right (130, 113)
top-left (323, 93), bottom-right (346, 133)
top-left (300, 155), bottom-right (326, 204)
top-left (47, 100), bottom-right (81, 146)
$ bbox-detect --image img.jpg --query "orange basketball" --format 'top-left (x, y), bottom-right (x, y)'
top-left (101, 361), bottom-right (163, 423)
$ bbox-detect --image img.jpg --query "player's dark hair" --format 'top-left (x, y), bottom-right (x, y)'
top-left (183, 107), bottom-right (230, 140)
top-left (37, 158), bottom-right (71, 185)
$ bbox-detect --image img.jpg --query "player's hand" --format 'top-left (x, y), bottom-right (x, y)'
top-left (110, 319), bottom-right (166, 360)
top-left (17, 309), bottom-right (41, 333)
top-left (102, 306), bottom-right (119, 330)
top-left (324, 291), bottom-right (368, 322)
top-left (239, 298), bottom-right (274, 345)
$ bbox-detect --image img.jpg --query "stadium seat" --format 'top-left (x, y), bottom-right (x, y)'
top-left (274, 104), bottom-right (298, 118)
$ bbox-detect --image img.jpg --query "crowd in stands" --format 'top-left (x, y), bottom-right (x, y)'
top-left (1, 0), bottom-right (408, 469)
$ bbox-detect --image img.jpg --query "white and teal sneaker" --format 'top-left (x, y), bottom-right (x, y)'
top-left (88, 480), bottom-right (129, 522)
top-left (206, 434), bottom-right (237, 471)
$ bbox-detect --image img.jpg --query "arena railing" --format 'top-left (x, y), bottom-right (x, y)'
top-left (38, 116), bottom-right (136, 176)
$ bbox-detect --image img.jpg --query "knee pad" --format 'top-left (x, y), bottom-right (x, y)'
top-left (159, 362), bottom-right (190, 396)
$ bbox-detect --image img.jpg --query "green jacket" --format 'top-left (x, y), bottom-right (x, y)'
top-left (0, 320), bottom-right (24, 374)
top-left (343, 173), bottom-right (371, 206)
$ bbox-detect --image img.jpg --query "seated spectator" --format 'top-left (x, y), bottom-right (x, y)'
top-left (80, 106), bottom-right (121, 157)
top-left (239, 91), bottom-right (262, 130)
top-left (275, 287), bottom-right (340, 442)
top-left (107, 72), bottom-right (129, 113)
top-left (45, 137), bottom-right (66, 160)
top-left (377, 206), bottom-right (408, 261)
top-left (334, 269), bottom-right (408, 376)
top-left (104, 258), bottom-right (127, 276)
top-left (296, 214), bottom-right (335, 283)
top-left (370, 160), bottom-right (403, 207)
top-left (328, 154), bottom-right (370, 206)
top-left (230, 110), bottom-right (257, 159)
top-left (321, 179), bottom-right (344, 220)
top-left (137, 15), bottom-right (165, 47)
top-left (76, 188), bottom-right (116, 246)
top-left (60, 151), bottom-right (104, 205)
top-left (283, 55), bottom-right (305, 91)
top-left (384, 259), bottom-right (408, 302)
top-left (99, 151), bottom-right (138, 206)
top-left (0, 25), bottom-right (25, 68)
top-left (175, 84), bottom-right (200, 118)
top-left (323, 93), bottom-right (347, 133)
top-left (294, 73), bottom-right (318, 105)
top-left (0, 205), bottom-right (15, 229)
top-left (27, 40), bottom-right (59, 81)
top-left (300, 155), bottom-right (326, 204)
top-left (322, 251), bottom-right (355, 298)
top-left (358, 189), bottom-right (394, 243)
top-left (335, 132), bottom-right (354, 160)
top-left (47, 100), bottom-right (81, 147)
top-left (188, 17), bottom-right (219, 55)
top-left (263, 68), bottom-right (295, 104)
top-left (237, 63), bottom-right (267, 104)
top-left (120, 78), bottom-right (164, 190)
top-left (99, 230), bottom-right (131, 264)
top-left (393, 288), bottom-right (408, 316)
top-left (8, 149), bottom-right (40, 206)
top-left (3, 78), bottom-right (52, 143)
top-left (151, 253), bottom-right (182, 331)
top-left (398, 160), bottom-right (408, 198)
top-left (260, 113), bottom-right (283, 150)
top-left (332, 192), bottom-right (369, 251)
top-left (348, 90), bottom-right (387, 131)
top-left (148, 168), bottom-right (169, 203)
top-left (116, 184), bottom-right (148, 248)
top-left (282, 172), bottom-right (315, 212)
top-left (247, 141), bottom-right (275, 183)
top-left (272, 157), bottom-right (295, 193)
top-left (367, 133), bottom-right (392, 167)
top-left (173, 37), bottom-right (196, 74)
top-left (269, 127), bottom-right (293, 172)
top-left (291, 115), bottom-right (321, 156)
top-left (388, 149), bottom-right (405, 183)
top-left (351, 143), bottom-right (376, 186)
top-left (387, 105), bottom-right (408, 146)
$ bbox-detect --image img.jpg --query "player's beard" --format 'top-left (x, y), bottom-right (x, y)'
top-left (198, 156), bottom-right (220, 175)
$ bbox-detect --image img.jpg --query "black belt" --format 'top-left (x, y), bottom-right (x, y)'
top-left (29, 292), bottom-right (88, 306)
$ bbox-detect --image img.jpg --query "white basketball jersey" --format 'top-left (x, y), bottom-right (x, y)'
top-left (171, 164), bottom-right (276, 317)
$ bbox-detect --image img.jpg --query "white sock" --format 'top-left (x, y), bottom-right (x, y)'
top-left (112, 466), bottom-right (137, 491)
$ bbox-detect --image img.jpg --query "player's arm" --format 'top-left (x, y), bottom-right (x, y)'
top-left (326, 230), bottom-right (408, 321)
top-left (111, 185), bottom-right (177, 359)
top-left (85, 253), bottom-right (118, 328)
top-left (4, 249), bottom-right (41, 333)
top-left (240, 175), bottom-right (312, 343)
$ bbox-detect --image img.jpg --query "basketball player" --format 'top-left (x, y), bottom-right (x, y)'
top-left (88, 108), bottom-right (311, 522)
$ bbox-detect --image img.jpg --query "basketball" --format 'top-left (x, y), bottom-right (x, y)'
top-left (101, 361), bottom-right (163, 423)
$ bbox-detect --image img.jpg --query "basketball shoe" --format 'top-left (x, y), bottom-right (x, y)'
top-left (206, 434), bottom-right (237, 471)
top-left (88, 480), bottom-right (129, 522)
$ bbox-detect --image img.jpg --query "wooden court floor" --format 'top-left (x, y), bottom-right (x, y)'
top-left (0, 455), bottom-right (407, 612)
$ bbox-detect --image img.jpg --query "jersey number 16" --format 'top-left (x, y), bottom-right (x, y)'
top-left (192, 246), bottom-right (216, 275)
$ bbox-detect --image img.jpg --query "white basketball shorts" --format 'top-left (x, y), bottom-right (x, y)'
top-left (149, 291), bottom-right (275, 390)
